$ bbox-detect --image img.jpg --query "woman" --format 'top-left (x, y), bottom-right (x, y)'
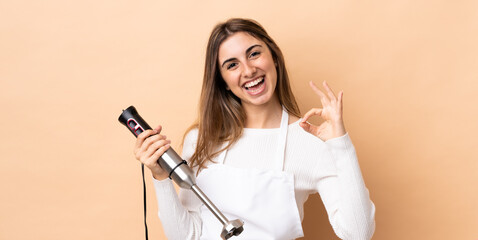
top-left (134, 18), bottom-right (375, 239)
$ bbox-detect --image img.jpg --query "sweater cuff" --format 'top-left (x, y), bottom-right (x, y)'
top-left (324, 133), bottom-right (357, 164)
top-left (325, 132), bottom-right (352, 150)
top-left (152, 177), bottom-right (175, 193)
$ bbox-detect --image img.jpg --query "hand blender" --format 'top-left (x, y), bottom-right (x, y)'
top-left (118, 106), bottom-right (244, 239)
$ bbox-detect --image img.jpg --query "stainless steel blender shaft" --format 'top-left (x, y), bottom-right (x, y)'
top-left (160, 149), bottom-right (243, 239)
top-left (155, 149), bottom-right (244, 239)
top-left (191, 185), bottom-right (228, 224)
top-left (191, 185), bottom-right (244, 239)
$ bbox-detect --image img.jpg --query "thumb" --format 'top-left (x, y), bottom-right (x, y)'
top-left (299, 121), bottom-right (315, 134)
top-left (154, 125), bottom-right (162, 133)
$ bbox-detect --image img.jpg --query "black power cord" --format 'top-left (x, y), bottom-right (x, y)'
top-left (142, 163), bottom-right (149, 240)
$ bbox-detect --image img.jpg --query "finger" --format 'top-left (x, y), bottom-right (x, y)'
top-left (141, 134), bottom-right (167, 153)
top-left (301, 108), bottom-right (323, 123)
top-left (135, 129), bottom-right (157, 153)
top-left (154, 125), bottom-right (163, 133)
top-left (338, 90), bottom-right (343, 108)
top-left (309, 81), bottom-right (330, 105)
top-left (148, 144), bottom-right (171, 166)
top-left (299, 121), bottom-right (311, 132)
top-left (299, 121), bottom-right (319, 136)
top-left (144, 139), bottom-right (171, 160)
top-left (154, 125), bottom-right (162, 133)
top-left (136, 134), bottom-right (166, 159)
top-left (322, 81), bottom-right (337, 101)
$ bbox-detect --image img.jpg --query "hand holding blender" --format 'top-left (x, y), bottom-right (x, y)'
top-left (119, 106), bottom-right (244, 239)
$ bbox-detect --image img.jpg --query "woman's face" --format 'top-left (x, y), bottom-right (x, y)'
top-left (218, 32), bottom-right (278, 107)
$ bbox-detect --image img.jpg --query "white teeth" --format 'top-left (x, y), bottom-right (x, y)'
top-left (244, 77), bottom-right (264, 88)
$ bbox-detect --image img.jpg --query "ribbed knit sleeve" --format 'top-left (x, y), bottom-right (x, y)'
top-left (317, 133), bottom-right (376, 239)
top-left (152, 129), bottom-right (202, 240)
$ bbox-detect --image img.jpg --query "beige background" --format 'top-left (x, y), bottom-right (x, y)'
top-left (1, 0), bottom-right (477, 239)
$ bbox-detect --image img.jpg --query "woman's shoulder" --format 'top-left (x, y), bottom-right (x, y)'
top-left (181, 128), bottom-right (199, 160)
top-left (183, 128), bottom-right (199, 146)
top-left (184, 127), bottom-right (199, 138)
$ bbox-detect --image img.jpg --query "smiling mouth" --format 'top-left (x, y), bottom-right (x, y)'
top-left (243, 77), bottom-right (265, 90)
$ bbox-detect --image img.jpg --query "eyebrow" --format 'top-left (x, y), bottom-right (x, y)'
top-left (221, 44), bottom-right (262, 68)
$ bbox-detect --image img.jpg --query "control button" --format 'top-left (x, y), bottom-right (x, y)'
top-left (128, 120), bottom-right (137, 129)
top-left (135, 128), bottom-right (143, 136)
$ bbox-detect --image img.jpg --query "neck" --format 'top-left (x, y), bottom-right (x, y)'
top-left (243, 95), bottom-right (283, 129)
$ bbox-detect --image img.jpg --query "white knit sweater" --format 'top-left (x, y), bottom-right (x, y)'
top-left (153, 120), bottom-right (375, 240)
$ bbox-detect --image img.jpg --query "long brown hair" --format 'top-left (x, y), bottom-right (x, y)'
top-left (186, 18), bottom-right (300, 172)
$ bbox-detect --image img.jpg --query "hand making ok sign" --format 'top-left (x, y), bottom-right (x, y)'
top-left (299, 81), bottom-right (347, 141)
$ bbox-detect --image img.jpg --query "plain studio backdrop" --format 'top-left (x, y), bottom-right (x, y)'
top-left (1, 1), bottom-right (477, 239)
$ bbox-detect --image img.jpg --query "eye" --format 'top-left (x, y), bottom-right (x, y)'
top-left (249, 51), bottom-right (261, 58)
top-left (226, 62), bottom-right (238, 70)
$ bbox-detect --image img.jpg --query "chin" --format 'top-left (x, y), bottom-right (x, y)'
top-left (245, 92), bottom-right (276, 107)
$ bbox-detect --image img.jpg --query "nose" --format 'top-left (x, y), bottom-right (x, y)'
top-left (242, 61), bottom-right (257, 78)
